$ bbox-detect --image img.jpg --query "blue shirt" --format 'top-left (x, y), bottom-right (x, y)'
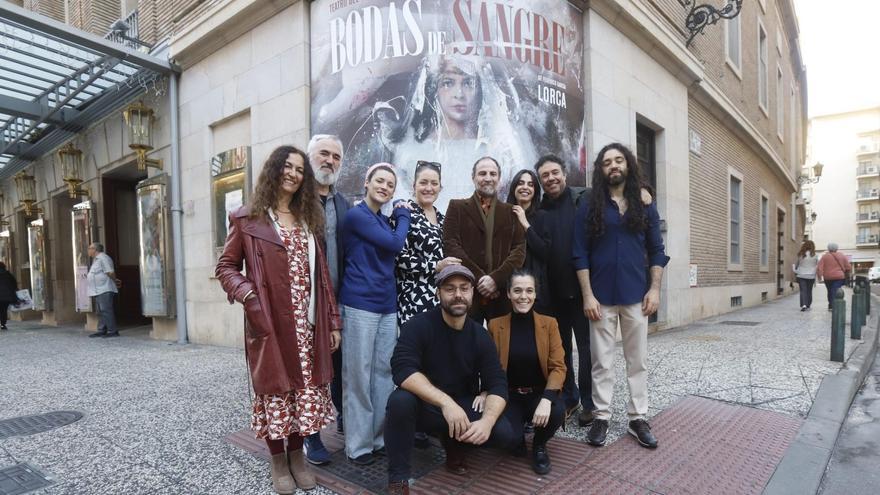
top-left (572, 196), bottom-right (670, 306)
top-left (340, 201), bottom-right (411, 314)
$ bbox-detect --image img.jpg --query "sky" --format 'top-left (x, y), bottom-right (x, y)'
top-left (794, 0), bottom-right (880, 117)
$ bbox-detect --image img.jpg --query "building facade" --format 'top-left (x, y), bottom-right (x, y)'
top-left (804, 107), bottom-right (880, 272)
top-left (1, 0), bottom-right (808, 347)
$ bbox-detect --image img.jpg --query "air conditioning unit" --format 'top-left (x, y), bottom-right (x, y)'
top-left (872, 212), bottom-right (880, 219)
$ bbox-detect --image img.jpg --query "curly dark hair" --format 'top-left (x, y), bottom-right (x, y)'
top-left (506, 169), bottom-right (542, 215)
top-left (586, 143), bottom-right (649, 238)
top-left (249, 145), bottom-right (324, 239)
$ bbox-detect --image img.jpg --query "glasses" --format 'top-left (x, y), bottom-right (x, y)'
top-left (416, 160), bottom-right (442, 171)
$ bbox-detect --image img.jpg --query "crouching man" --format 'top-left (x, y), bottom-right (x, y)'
top-left (384, 265), bottom-right (517, 494)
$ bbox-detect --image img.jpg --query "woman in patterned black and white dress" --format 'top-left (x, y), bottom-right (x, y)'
top-left (395, 161), bottom-right (461, 326)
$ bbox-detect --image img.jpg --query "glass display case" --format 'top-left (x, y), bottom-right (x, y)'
top-left (211, 146), bottom-right (251, 251)
top-left (0, 230), bottom-right (10, 269)
top-left (27, 218), bottom-right (47, 311)
top-left (136, 175), bottom-right (173, 317)
top-left (71, 201), bottom-right (93, 312)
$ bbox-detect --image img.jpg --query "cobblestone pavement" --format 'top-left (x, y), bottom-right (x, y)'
top-left (0, 284), bottom-right (864, 494)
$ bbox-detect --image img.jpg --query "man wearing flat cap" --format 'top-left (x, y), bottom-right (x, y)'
top-left (384, 265), bottom-right (517, 495)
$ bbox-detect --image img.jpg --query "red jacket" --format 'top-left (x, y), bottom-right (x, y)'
top-left (215, 206), bottom-right (342, 395)
top-left (817, 252), bottom-right (852, 281)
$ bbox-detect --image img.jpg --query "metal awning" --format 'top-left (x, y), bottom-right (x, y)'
top-left (0, 2), bottom-right (178, 179)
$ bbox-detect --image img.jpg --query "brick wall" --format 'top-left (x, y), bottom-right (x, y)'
top-left (23, 0), bottom-right (64, 22)
top-left (689, 97), bottom-right (800, 288)
top-left (67, 0), bottom-right (120, 36)
top-left (647, 0), bottom-right (806, 175)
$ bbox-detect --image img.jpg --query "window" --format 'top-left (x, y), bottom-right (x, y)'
top-left (790, 85), bottom-right (798, 166)
top-left (760, 192), bottom-right (769, 270)
top-left (731, 296), bottom-right (743, 307)
top-left (758, 21), bottom-right (769, 114)
top-left (729, 170), bottom-right (744, 269)
top-left (790, 194), bottom-right (796, 241)
top-left (777, 67), bottom-right (784, 139)
top-left (725, 15), bottom-right (742, 76)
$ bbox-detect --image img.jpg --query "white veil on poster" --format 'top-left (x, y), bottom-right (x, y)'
top-left (310, 0), bottom-right (586, 210)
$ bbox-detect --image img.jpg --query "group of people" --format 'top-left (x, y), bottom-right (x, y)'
top-left (793, 240), bottom-right (853, 311)
top-left (215, 135), bottom-right (669, 495)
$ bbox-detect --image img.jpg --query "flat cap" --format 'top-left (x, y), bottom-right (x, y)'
top-left (435, 265), bottom-right (475, 286)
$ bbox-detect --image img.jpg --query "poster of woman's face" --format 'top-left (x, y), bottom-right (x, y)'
top-left (310, 0), bottom-right (586, 210)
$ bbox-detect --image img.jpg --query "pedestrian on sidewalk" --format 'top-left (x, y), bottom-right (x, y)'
top-left (216, 145), bottom-right (341, 494)
top-left (793, 240), bottom-right (818, 311)
top-left (0, 262), bottom-right (19, 330)
top-left (340, 163), bottom-right (411, 466)
top-left (86, 243), bottom-right (121, 338)
top-left (573, 143), bottom-right (669, 449)
top-left (485, 269), bottom-right (566, 475)
top-left (817, 243), bottom-right (852, 311)
top-left (304, 134), bottom-right (350, 464)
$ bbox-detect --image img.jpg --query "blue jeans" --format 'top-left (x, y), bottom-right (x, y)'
top-left (797, 277), bottom-right (815, 308)
top-left (825, 279), bottom-right (845, 308)
top-left (95, 292), bottom-right (117, 334)
top-left (341, 305), bottom-right (396, 458)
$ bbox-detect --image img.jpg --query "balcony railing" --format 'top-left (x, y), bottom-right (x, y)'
top-left (857, 189), bottom-right (880, 199)
top-left (857, 212), bottom-right (880, 221)
top-left (857, 234), bottom-right (879, 244)
top-left (858, 143), bottom-right (880, 154)
top-left (857, 164), bottom-right (879, 176)
top-left (104, 10), bottom-right (150, 53)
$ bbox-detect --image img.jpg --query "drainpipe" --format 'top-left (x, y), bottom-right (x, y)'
top-left (169, 72), bottom-right (188, 344)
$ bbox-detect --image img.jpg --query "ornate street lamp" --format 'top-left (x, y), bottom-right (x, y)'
top-left (123, 100), bottom-right (163, 170)
top-left (14, 170), bottom-right (38, 216)
top-left (57, 142), bottom-right (90, 198)
top-left (798, 162), bottom-right (824, 185)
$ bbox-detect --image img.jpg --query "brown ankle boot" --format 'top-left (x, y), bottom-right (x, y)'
top-left (388, 480), bottom-right (410, 494)
top-left (287, 448), bottom-right (317, 491)
top-left (270, 453), bottom-right (295, 494)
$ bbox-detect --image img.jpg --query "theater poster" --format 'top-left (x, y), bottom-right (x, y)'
top-left (310, 0), bottom-right (586, 210)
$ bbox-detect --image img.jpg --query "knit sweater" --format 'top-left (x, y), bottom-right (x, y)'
top-left (340, 201), bottom-right (411, 314)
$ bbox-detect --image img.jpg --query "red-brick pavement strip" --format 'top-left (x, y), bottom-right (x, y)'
top-left (226, 396), bottom-right (802, 494)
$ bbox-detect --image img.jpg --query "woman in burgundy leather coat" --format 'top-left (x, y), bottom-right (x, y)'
top-left (216, 145), bottom-right (342, 494)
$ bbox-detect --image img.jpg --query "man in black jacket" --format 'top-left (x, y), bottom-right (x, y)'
top-left (305, 134), bottom-right (351, 464)
top-left (385, 265), bottom-right (516, 495)
top-left (536, 155), bottom-right (594, 426)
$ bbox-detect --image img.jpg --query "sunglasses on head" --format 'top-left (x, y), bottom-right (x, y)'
top-left (416, 160), bottom-right (442, 170)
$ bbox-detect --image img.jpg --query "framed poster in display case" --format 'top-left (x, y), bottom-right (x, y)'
top-left (27, 218), bottom-right (48, 311)
top-left (211, 146), bottom-right (251, 252)
top-left (136, 175), bottom-right (173, 317)
top-left (0, 230), bottom-right (10, 269)
top-left (71, 201), bottom-right (93, 312)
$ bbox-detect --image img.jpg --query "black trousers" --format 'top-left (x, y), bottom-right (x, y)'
top-left (0, 302), bottom-right (8, 326)
top-left (550, 296), bottom-right (593, 411)
top-left (384, 389), bottom-right (517, 483)
top-left (503, 391), bottom-right (564, 446)
top-left (331, 348), bottom-right (342, 416)
top-left (797, 277), bottom-right (814, 308)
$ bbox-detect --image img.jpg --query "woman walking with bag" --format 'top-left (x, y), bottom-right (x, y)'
top-left (817, 242), bottom-right (852, 311)
top-left (793, 240), bottom-right (818, 311)
top-left (216, 145), bottom-right (341, 494)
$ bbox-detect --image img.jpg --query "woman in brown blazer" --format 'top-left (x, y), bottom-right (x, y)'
top-left (216, 145), bottom-right (341, 494)
top-left (482, 268), bottom-right (566, 475)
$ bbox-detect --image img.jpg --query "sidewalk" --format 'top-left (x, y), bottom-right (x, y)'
top-left (0, 286), bottom-right (873, 494)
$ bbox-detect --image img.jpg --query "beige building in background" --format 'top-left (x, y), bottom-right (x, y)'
top-left (0, 0), bottom-right (809, 347)
top-left (804, 106), bottom-right (880, 272)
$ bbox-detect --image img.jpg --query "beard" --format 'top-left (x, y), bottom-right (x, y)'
top-left (476, 184), bottom-right (497, 198)
top-left (606, 170), bottom-right (626, 186)
top-left (313, 167), bottom-right (339, 187)
top-left (440, 297), bottom-right (471, 317)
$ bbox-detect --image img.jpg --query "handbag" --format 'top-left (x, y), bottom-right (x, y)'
top-left (830, 253), bottom-right (851, 284)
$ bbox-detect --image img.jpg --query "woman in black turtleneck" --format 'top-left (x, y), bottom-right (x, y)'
top-left (480, 268), bottom-right (566, 475)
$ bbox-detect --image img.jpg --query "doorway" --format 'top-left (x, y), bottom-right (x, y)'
top-left (102, 174), bottom-right (150, 327)
top-left (777, 208), bottom-right (785, 295)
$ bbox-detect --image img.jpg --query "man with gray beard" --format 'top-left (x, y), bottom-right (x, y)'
top-left (304, 134), bottom-right (351, 465)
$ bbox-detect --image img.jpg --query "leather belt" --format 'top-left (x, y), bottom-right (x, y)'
top-left (510, 387), bottom-right (535, 395)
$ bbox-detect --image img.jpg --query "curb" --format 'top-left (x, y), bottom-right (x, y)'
top-left (762, 294), bottom-right (880, 495)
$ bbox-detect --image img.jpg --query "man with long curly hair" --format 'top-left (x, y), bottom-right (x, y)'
top-left (573, 143), bottom-right (669, 449)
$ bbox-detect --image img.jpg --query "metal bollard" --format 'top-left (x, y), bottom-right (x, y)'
top-left (864, 278), bottom-right (871, 316)
top-left (852, 284), bottom-right (863, 340)
top-left (831, 288), bottom-right (846, 362)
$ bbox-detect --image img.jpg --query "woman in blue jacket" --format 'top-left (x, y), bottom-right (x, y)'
top-left (340, 163), bottom-right (411, 465)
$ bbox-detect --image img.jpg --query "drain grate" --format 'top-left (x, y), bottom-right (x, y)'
top-left (320, 445), bottom-right (444, 494)
top-left (0, 463), bottom-right (55, 495)
top-left (0, 411), bottom-right (83, 440)
top-left (719, 321), bottom-right (761, 326)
